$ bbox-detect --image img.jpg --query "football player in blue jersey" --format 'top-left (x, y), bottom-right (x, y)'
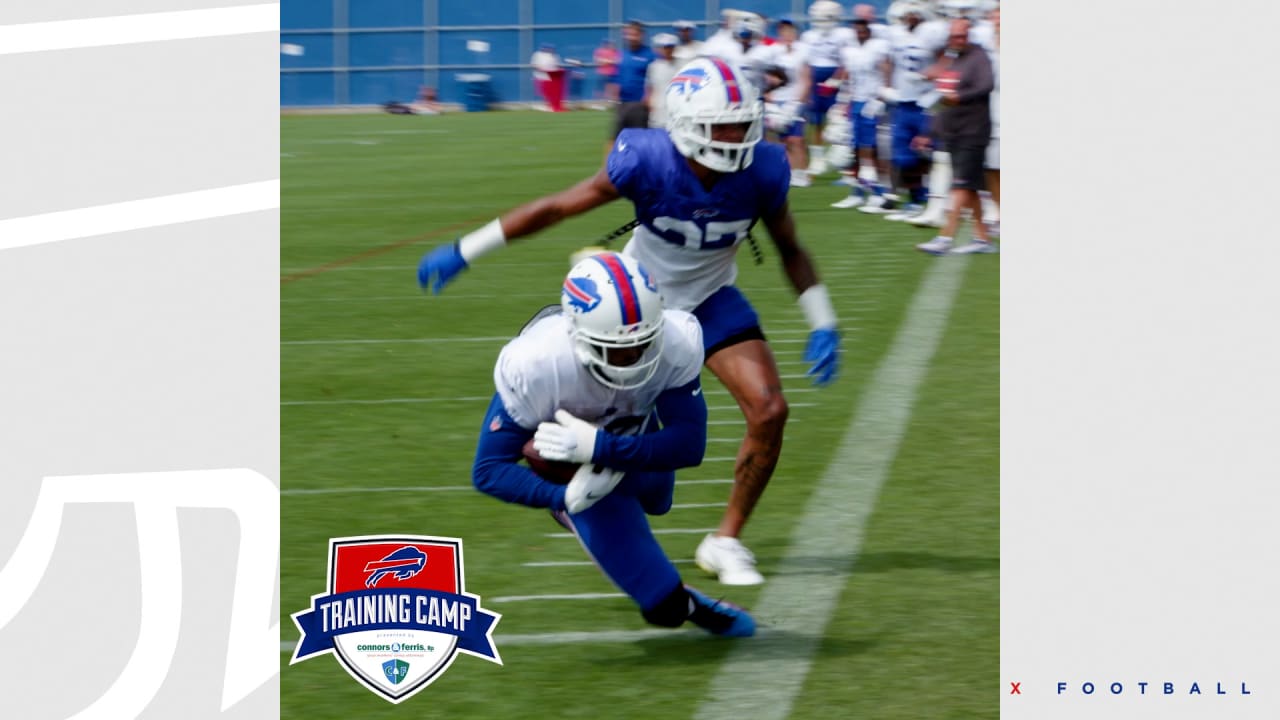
top-left (419, 56), bottom-right (843, 587)
top-left (471, 252), bottom-right (754, 637)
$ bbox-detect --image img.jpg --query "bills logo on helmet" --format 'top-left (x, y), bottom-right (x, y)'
top-left (669, 66), bottom-right (710, 95)
top-left (562, 276), bottom-right (602, 313)
top-left (291, 535), bottom-right (502, 704)
top-left (363, 545), bottom-right (427, 588)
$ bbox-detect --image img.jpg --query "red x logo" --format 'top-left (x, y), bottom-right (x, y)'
top-left (1010, 682), bottom-right (1022, 695)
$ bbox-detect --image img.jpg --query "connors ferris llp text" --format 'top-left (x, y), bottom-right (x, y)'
top-left (1057, 681), bottom-right (1252, 696)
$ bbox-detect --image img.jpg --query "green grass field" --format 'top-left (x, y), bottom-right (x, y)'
top-left (281, 110), bottom-right (998, 719)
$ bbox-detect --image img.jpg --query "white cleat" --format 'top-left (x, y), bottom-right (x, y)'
top-left (807, 159), bottom-right (829, 177)
top-left (916, 236), bottom-right (953, 255)
top-left (950, 239), bottom-right (999, 254)
top-left (790, 172), bottom-right (812, 188)
top-left (831, 194), bottom-right (865, 208)
top-left (695, 534), bottom-right (765, 586)
top-left (857, 195), bottom-right (894, 214)
top-left (885, 204), bottom-right (924, 222)
top-left (907, 209), bottom-right (946, 228)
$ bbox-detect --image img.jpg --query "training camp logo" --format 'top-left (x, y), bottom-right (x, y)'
top-left (290, 535), bottom-right (502, 703)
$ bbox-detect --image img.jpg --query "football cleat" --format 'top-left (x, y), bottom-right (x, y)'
top-left (950, 239), bottom-right (998, 254)
top-left (885, 203), bottom-right (924, 221)
top-left (916, 236), bottom-right (953, 255)
top-left (831, 194), bottom-right (865, 209)
top-left (857, 194), bottom-right (896, 214)
top-left (685, 585), bottom-right (756, 637)
top-left (695, 534), bottom-right (765, 586)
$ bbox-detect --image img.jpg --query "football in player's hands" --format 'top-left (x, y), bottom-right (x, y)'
top-left (522, 437), bottom-right (580, 484)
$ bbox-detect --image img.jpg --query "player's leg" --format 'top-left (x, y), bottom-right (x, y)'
top-left (690, 287), bottom-right (785, 586)
top-left (559, 492), bottom-right (754, 636)
top-left (784, 119), bottom-right (811, 187)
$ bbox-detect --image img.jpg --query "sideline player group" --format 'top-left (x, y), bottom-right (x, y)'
top-left (414, 1), bottom-right (1000, 637)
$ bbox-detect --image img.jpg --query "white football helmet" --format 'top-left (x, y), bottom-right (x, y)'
top-left (666, 57), bottom-right (764, 173)
top-left (808, 0), bottom-right (843, 30)
top-left (561, 252), bottom-right (665, 390)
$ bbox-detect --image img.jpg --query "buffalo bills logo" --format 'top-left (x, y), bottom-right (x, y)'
top-left (562, 276), bottom-right (602, 313)
top-left (637, 264), bottom-right (657, 293)
top-left (669, 66), bottom-right (710, 95)
top-left (363, 546), bottom-right (427, 588)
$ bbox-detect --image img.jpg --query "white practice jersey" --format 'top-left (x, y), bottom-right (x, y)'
top-left (494, 310), bottom-right (704, 430)
top-left (801, 26), bottom-right (855, 68)
top-left (840, 37), bottom-right (891, 102)
top-left (969, 20), bottom-right (996, 53)
top-left (645, 58), bottom-right (680, 127)
top-left (673, 40), bottom-right (704, 66)
top-left (869, 23), bottom-right (891, 41)
top-left (622, 225), bottom-right (742, 312)
top-left (701, 31), bottom-right (744, 63)
top-left (888, 21), bottom-right (946, 101)
top-left (756, 41), bottom-right (810, 103)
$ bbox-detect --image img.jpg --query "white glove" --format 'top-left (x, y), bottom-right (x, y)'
top-left (877, 86), bottom-right (900, 103)
top-left (532, 409), bottom-right (599, 464)
top-left (860, 98), bottom-right (885, 119)
top-left (564, 464), bottom-right (624, 514)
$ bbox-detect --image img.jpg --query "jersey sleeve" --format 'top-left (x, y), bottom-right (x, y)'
top-left (664, 310), bottom-right (705, 387)
top-left (606, 129), bottom-right (646, 198)
top-left (493, 342), bottom-right (557, 430)
top-left (756, 143), bottom-right (792, 217)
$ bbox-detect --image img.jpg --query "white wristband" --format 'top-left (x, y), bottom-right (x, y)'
top-left (458, 219), bottom-right (507, 263)
top-left (798, 284), bottom-right (838, 330)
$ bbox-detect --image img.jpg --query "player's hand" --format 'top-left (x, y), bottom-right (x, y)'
top-left (861, 98), bottom-right (885, 119)
top-left (804, 328), bottom-right (841, 386)
top-left (564, 464), bottom-right (624, 514)
top-left (533, 409), bottom-right (600, 464)
top-left (417, 241), bottom-right (468, 294)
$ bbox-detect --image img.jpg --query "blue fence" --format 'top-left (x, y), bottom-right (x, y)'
top-left (281, 0), bottom-right (890, 107)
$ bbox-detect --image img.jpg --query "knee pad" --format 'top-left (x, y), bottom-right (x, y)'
top-left (640, 583), bottom-right (690, 628)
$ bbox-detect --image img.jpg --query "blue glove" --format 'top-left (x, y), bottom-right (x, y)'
top-left (417, 241), bottom-right (468, 294)
top-left (804, 328), bottom-right (841, 386)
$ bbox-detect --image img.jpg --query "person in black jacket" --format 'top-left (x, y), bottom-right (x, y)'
top-left (917, 19), bottom-right (997, 255)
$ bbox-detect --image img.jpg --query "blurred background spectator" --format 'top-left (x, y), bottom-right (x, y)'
top-left (672, 20), bottom-right (703, 65)
top-left (593, 38), bottom-right (620, 107)
top-left (531, 43), bottom-right (565, 112)
top-left (645, 34), bottom-right (681, 128)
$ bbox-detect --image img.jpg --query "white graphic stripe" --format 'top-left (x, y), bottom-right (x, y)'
top-left (694, 258), bottom-right (971, 720)
top-left (0, 180), bottom-right (279, 252)
top-left (280, 627), bottom-right (714, 652)
top-left (0, 470), bottom-right (279, 715)
top-left (0, 5), bottom-right (278, 56)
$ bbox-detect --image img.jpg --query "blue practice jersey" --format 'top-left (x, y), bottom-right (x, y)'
top-left (606, 128), bottom-right (790, 311)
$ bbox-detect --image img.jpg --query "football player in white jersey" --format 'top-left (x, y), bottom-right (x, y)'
top-left (861, 0), bottom-right (945, 216)
top-left (419, 58), bottom-right (843, 587)
top-left (473, 252), bottom-right (755, 636)
top-left (801, 0), bottom-right (855, 175)
top-left (832, 17), bottom-right (892, 208)
top-left (759, 16), bottom-right (813, 186)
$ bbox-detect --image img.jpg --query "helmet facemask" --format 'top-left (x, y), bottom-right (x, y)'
top-left (571, 322), bottom-right (665, 390)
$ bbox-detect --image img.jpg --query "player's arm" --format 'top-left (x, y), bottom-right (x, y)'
top-left (472, 394), bottom-right (570, 510)
top-left (591, 378), bottom-right (708, 471)
top-left (417, 169), bottom-right (622, 293)
top-left (762, 201), bottom-right (842, 386)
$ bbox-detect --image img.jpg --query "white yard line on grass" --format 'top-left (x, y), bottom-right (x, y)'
top-left (693, 257), bottom-right (971, 720)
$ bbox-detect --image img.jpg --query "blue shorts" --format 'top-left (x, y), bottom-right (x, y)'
top-left (692, 285), bottom-right (763, 357)
top-left (891, 101), bottom-right (930, 170)
top-left (850, 101), bottom-right (879, 149)
top-left (779, 117), bottom-right (806, 139)
top-left (809, 66), bottom-right (840, 124)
